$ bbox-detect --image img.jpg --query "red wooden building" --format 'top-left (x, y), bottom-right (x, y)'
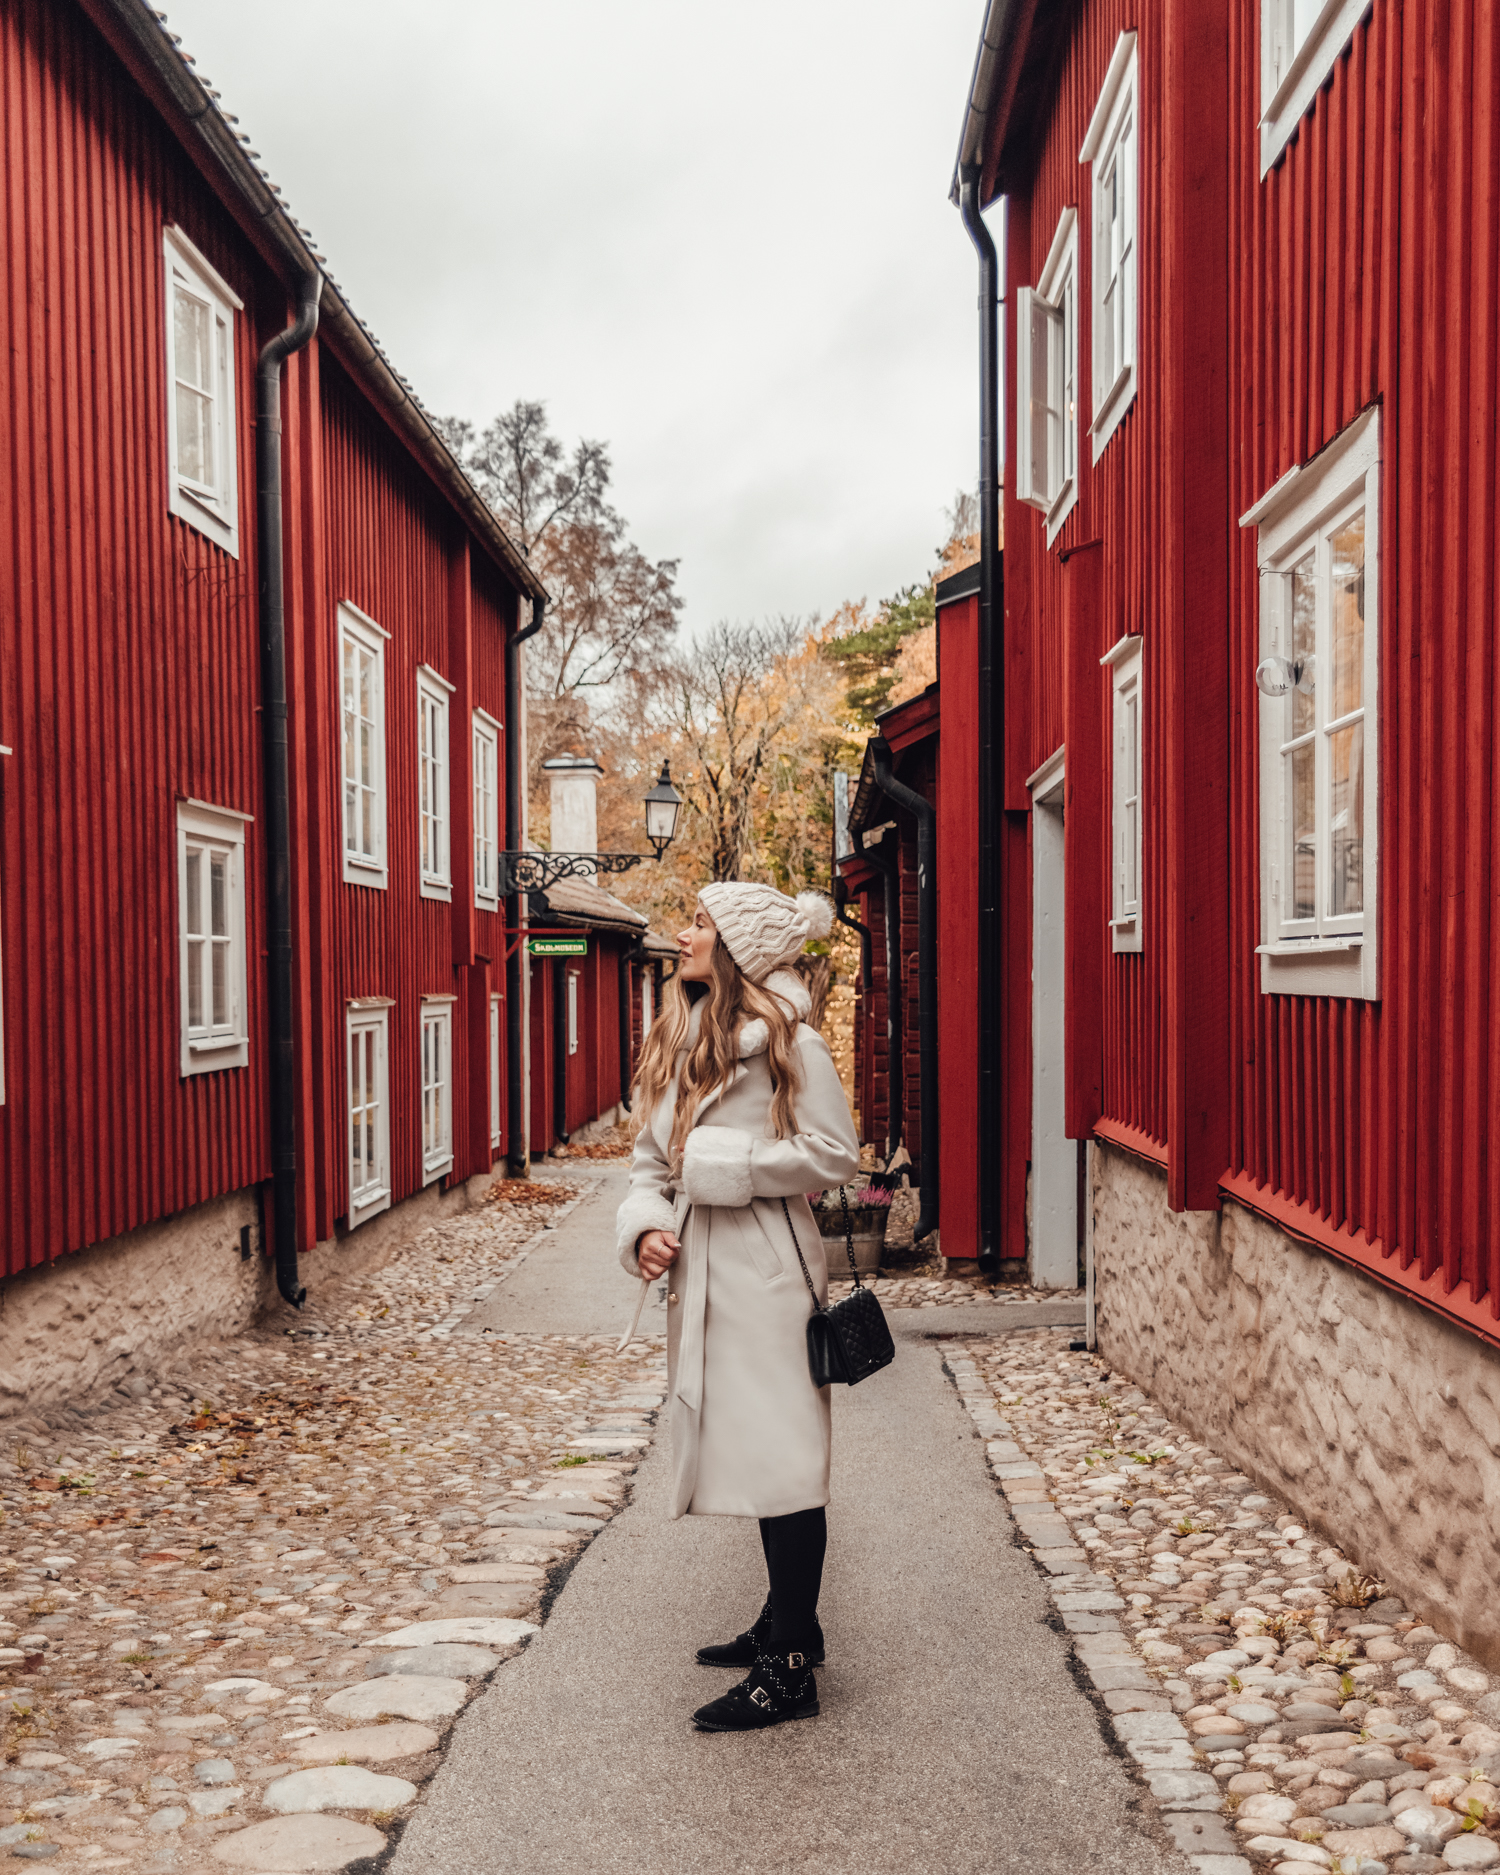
top-left (0, 0), bottom-right (650, 1388)
top-left (942, 0), bottom-right (1500, 1643)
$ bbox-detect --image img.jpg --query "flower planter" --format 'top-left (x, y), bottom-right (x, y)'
top-left (817, 1209), bottom-right (886, 1277)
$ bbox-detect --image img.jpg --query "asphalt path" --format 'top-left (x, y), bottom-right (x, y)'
top-left (400, 1169), bottom-right (1166, 1875)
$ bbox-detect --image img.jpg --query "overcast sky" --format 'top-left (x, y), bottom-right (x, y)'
top-left (164, 0), bottom-right (994, 630)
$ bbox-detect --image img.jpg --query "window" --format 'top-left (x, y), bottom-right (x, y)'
top-left (340, 603), bottom-right (388, 889)
top-left (177, 801), bottom-right (250, 1076)
top-left (1260, 0), bottom-right (1370, 175)
top-left (473, 711), bottom-right (501, 911)
top-left (1080, 33), bottom-right (1138, 459)
top-left (489, 991), bottom-right (503, 1152)
top-left (1103, 637), bottom-right (1144, 954)
top-left (641, 969), bottom-right (654, 1038)
top-left (566, 970), bottom-right (580, 1057)
top-left (1015, 208), bottom-right (1079, 545)
top-left (1242, 405), bottom-right (1379, 999)
top-left (417, 666), bottom-right (452, 901)
top-left (163, 228), bottom-right (241, 557)
top-left (421, 999), bottom-right (454, 1183)
top-left (347, 1003), bottom-right (392, 1227)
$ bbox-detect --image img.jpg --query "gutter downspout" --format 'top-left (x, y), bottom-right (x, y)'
top-left (874, 831), bottom-right (904, 1163)
top-left (959, 164), bottom-right (1002, 1266)
top-left (617, 939), bottom-right (649, 1114)
top-left (872, 741), bottom-right (938, 1245)
top-left (504, 597), bottom-right (546, 1174)
top-left (257, 270), bottom-right (322, 1310)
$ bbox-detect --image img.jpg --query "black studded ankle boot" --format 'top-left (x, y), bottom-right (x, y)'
top-left (691, 1649), bottom-right (819, 1731)
top-left (695, 1600), bottom-right (825, 1669)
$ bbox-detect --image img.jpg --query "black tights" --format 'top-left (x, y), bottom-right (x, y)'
top-left (758, 1506), bottom-right (827, 1654)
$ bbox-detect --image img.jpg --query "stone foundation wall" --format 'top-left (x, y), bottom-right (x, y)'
top-left (1093, 1140), bottom-right (1500, 1670)
top-left (0, 1169), bottom-right (494, 1423)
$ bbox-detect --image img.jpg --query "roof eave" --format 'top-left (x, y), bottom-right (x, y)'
top-left (92, 0), bottom-right (546, 605)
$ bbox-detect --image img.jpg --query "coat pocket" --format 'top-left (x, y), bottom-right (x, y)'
top-left (740, 1205), bottom-right (788, 1283)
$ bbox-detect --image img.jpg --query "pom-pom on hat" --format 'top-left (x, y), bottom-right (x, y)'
top-left (697, 883), bottom-right (833, 985)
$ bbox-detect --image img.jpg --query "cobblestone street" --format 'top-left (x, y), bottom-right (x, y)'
top-left (0, 1173), bottom-right (666, 1873)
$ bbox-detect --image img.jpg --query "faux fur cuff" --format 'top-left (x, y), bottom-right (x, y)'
top-left (616, 1191), bottom-right (680, 1273)
top-left (680, 1126), bottom-right (756, 1209)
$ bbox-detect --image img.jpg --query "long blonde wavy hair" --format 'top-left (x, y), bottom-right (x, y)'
top-left (632, 935), bottom-right (802, 1160)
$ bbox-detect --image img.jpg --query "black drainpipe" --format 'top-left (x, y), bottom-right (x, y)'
top-left (257, 271), bottom-right (322, 1309)
top-left (875, 829), bottom-right (904, 1163)
top-left (504, 596), bottom-right (546, 1174)
top-left (831, 871), bottom-right (872, 996)
top-left (958, 164), bottom-right (1001, 1263)
top-left (617, 938), bottom-right (649, 1114)
top-left (872, 740), bottom-right (937, 1244)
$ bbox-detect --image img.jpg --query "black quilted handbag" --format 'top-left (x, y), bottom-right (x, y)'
top-left (780, 1189), bottom-right (895, 1387)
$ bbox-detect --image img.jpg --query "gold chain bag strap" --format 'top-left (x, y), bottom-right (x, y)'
top-left (780, 1187), bottom-right (895, 1387)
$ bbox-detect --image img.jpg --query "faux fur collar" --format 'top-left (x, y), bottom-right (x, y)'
top-left (681, 967), bottom-right (812, 1060)
top-left (736, 968), bottom-right (812, 1057)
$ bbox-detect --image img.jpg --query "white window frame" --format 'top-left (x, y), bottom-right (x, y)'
top-left (176, 799), bottom-right (251, 1077)
top-left (1241, 405), bottom-right (1380, 1000)
top-left (417, 665), bottom-right (453, 902)
top-left (1260, 0), bottom-right (1371, 176)
top-left (473, 710), bottom-right (501, 912)
top-left (1014, 208), bottom-right (1079, 546)
top-left (163, 227), bottom-right (241, 558)
top-left (566, 969), bottom-right (580, 1057)
top-left (346, 1001), bottom-right (393, 1228)
top-left (340, 602), bottom-right (389, 890)
top-left (489, 990), bottom-right (503, 1151)
top-left (1080, 33), bottom-right (1139, 461)
top-left (420, 997), bottom-right (455, 1184)
top-left (1102, 636), bottom-right (1144, 954)
top-left (641, 968), bottom-right (653, 1039)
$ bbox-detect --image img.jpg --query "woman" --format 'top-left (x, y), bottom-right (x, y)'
top-left (617, 881), bottom-right (860, 1732)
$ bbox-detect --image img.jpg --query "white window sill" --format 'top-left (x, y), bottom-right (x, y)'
top-left (422, 1156), bottom-right (453, 1187)
top-left (348, 1187), bottom-right (392, 1230)
top-left (420, 879), bottom-right (453, 903)
top-left (182, 1036), bottom-right (249, 1076)
top-left (1045, 478), bottom-right (1078, 549)
top-left (1258, 934), bottom-right (1375, 1000)
top-left (1255, 936), bottom-right (1362, 956)
top-left (476, 893), bottom-right (500, 914)
top-left (1091, 364), bottom-right (1136, 462)
top-left (1260, 0), bottom-right (1372, 176)
top-left (1110, 915), bottom-right (1142, 955)
top-left (343, 855), bottom-right (388, 891)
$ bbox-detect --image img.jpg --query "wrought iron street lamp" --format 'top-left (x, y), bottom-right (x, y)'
top-left (497, 760), bottom-right (683, 896)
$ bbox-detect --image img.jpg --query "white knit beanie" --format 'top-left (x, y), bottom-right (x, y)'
top-left (697, 884), bottom-right (833, 985)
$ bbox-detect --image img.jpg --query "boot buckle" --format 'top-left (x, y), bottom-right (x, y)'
top-left (787, 1652), bottom-right (804, 1669)
top-left (750, 1686), bottom-right (771, 1709)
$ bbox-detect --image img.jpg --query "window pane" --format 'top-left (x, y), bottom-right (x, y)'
top-left (212, 940), bottom-right (227, 1028)
top-left (210, 854), bottom-right (227, 936)
top-left (187, 939), bottom-right (202, 1030)
top-left (1290, 0), bottom-right (1320, 57)
top-left (1330, 512), bottom-right (1365, 720)
top-left (1289, 551), bottom-right (1316, 739)
top-left (1029, 296), bottom-right (1050, 497)
top-left (1329, 720), bottom-right (1364, 916)
top-left (1289, 742), bottom-right (1315, 919)
top-left (176, 385), bottom-right (212, 487)
top-left (185, 849), bottom-right (202, 936)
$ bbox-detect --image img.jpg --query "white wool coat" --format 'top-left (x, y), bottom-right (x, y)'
top-left (616, 971), bottom-right (860, 1520)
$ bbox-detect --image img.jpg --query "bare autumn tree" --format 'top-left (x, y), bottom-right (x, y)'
top-left (437, 399), bottom-right (683, 803)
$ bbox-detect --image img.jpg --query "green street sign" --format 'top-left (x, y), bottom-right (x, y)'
top-left (529, 937), bottom-right (588, 957)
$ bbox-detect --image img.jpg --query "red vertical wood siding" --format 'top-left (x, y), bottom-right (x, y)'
top-left (991, 0), bottom-right (1500, 1325)
top-left (1227, 0), bottom-right (1500, 1317)
top-left (1002, 0), bottom-right (1171, 1164)
top-left (0, 0), bottom-right (271, 1276)
top-left (936, 597), bottom-right (983, 1254)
